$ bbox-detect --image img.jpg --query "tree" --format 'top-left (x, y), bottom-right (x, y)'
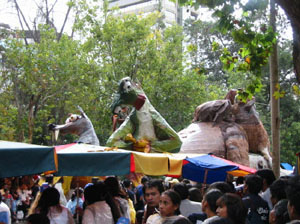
top-left (275, 0), bottom-right (300, 83)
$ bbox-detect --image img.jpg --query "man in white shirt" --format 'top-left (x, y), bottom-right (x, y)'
top-left (172, 183), bottom-right (202, 217)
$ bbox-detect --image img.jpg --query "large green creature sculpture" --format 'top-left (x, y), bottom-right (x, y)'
top-left (106, 77), bottom-right (182, 153)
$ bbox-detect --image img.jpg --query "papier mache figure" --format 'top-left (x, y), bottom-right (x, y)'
top-left (49, 106), bottom-right (100, 146)
top-left (106, 77), bottom-right (182, 153)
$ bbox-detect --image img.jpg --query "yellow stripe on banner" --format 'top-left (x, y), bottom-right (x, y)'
top-left (132, 151), bottom-right (169, 175)
top-left (168, 157), bottom-right (183, 176)
top-left (227, 170), bottom-right (250, 177)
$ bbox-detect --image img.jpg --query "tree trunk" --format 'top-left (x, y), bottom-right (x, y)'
top-left (270, 0), bottom-right (280, 178)
top-left (275, 0), bottom-right (300, 83)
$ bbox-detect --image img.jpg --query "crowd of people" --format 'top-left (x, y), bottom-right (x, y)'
top-left (0, 169), bottom-right (300, 224)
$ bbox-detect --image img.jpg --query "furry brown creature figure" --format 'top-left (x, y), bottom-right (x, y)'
top-left (179, 90), bottom-right (272, 169)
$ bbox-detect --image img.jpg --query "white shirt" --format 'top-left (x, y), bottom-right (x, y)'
top-left (180, 199), bottom-right (202, 217)
top-left (82, 201), bottom-right (114, 224)
top-left (260, 188), bottom-right (273, 210)
top-left (47, 205), bottom-right (74, 224)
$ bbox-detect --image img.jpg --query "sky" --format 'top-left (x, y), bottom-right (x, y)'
top-left (0, 0), bottom-right (292, 40)
top-left (0, 0), bottom-right (74, 34)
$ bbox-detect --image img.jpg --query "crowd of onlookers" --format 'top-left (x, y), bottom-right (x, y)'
top-left (0, 169), bottom-right (300, 224)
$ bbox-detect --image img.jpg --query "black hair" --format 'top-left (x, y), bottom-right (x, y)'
top-left (71, 187), bottom-right (83, 202)
top-left (0, 193), bottom-right (2, 202)
top-left (209, 217), bottom-right (234, 224)
top-left (236, 176), bottom-right (244, 186)
top-left (26, 214), bottom-right (50, 224)
top-left (255, 169), bottom-right (276, 186)
top-left (37, 187), bottom-right (60, 215)
top-left (204, 189), bottom-right (223, 213)
top-left (104, 176), bottom-right (127, 198)
top-left (143, 179), bottom-right (164, 195)
top-left (217, 193), bottom-right (247, 224)
top-left (244, 174), bottom-right (263, 195)
top-left (270, 179), bottom-right (287, 203)
top-left (162, 190), bottom-right (181, 215)
top-left (96, 181), bottom-right (121, 223)
top-left (173, 183), bottom-right (189, 200)
top-left (286, 175), bottom-right (300, 217)
top-left (207, 181), bottom-right (234, 194)
top-left (141, 176), bottom-right (149, 184)
top-left (84, 184), bottom-right (99, 205)
top-left (188, 187), bottom-right (203, 202)
top-left (123, 179), bottom-right (132, 188)
top-left (272, 199), bottom-right (290, 224)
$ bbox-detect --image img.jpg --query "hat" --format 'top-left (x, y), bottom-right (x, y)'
top-left (169, 179), bottom-right (179, 184)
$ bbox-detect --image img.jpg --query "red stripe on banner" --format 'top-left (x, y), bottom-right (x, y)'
top-left (211, 154), bottom-right (256, 173)
top-left (130, 153), bottom-right (135, 173)
top-left (183, 160), bottom-right (190, 166)
top-left (55, 143), bottom-right (77, 152)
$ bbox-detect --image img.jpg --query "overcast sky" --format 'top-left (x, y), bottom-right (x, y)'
top-left (0, 0), bottom-right (74, 34)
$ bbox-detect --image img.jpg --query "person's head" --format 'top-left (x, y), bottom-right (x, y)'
top-left (144, 179), bottom-right (164, 207)
top-left (172, 183), bottom-right (189, 200)
top-left (91, 177), bottom-right (99, 184)
top-left (104, 176), bottom-right (125, 197)
top-left (269, 199), bottom-right (290, 224)
top-left (141, 176), bottom-right (149, 185)
top-left (255, 169), bottom-right (276, 191)
top-left (84, 184), bottom-right (99, 205)
top-left (235, 176), bottom-right (244, 186)
top-left (286, 175), bottom-right (300, 220)
top-left (243, 174), bottom-right (263, 195)
top-left (270, 179), bottom-right (287, 206)
top-left (26, 214), bottom-right (50, 224)
top-left (202, 189), bottom-right (223, 215)
top-left (159, 190), bottom-right (181, 217)
top-left (37, 187), bottom-right (60, 214)
top-left (188, 187), bottom-right (202, 202)
top-left (71, 187), bottom-right (83, 201)
top-left (207, 181), bottom-right (234, 194)
top-left (216, 193), bottom-right (247, 224)
top-left (123, 179), bottom-right (132, 189)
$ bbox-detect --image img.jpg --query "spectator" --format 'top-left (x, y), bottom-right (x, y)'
top-left (123, 179), bottom-right (137, 205)
top-left (35, 187), bottom-right (74, 224)
top-left (0, 193), bottom-right (11, 224)
top-left (216, 193), bottom-right (247, 224)
top-left (269, 199), bottom-right (290, 224)
top-left (172, 183), bottom-right (202, 218)
top-left (142, 179), bottom-right (165, 224)
top-left (207, 182), bottom-right (234, 194)
top-left (66, 188), bottom-right (84, 217)
top-left (242, 174), bottom-right (269, 224)
top-left (82, 182), bottom-right (118, 224)
top-left (202, 189), bottom-right (223, 224)
top-left (256, 169), bottom-right (276, 210)
top-left (147, 190), bottom-right (181, 224)
top-left (105, 177), bottom-right (131, 222)
top-left (135, 176), bottom-right (149, 211)
top-left (269, 179), bottom-right (287, 207)
top-left (285, 175), bottom-right (300, 223)
top-left (188, 187), bottom-right (202, 203)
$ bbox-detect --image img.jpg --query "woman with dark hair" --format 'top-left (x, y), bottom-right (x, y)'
top-left (35, 187), bottom-right (74, 224)
top-left (216, 193), bottom-right (247, 224)
top-left (104, 177), bottom-right (131, 222)
top-left (147, 190), bottom-right (182, 224)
